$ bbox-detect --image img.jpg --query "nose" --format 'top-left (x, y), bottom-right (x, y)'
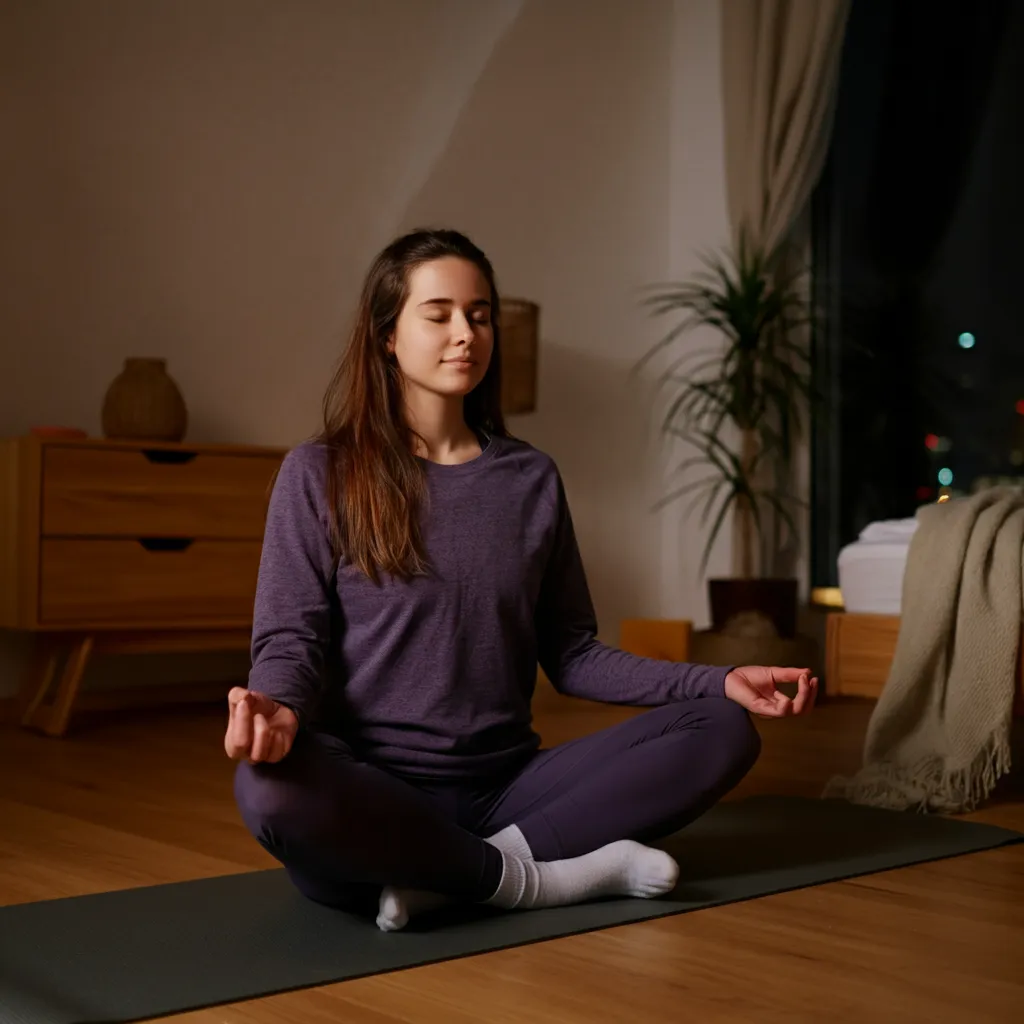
top-left (452, 312), bottom-right (474, 344)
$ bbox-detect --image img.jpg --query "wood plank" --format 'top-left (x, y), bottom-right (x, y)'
top-left (0, 796), bottom-right (250, 905)
top-left (1, 698), bottom-right (1021, 1022)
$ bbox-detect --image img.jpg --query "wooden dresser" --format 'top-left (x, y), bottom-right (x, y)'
top-left (0, 436), bottom-right (285, 735)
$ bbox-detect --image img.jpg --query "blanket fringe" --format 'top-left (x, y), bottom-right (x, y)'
top-left (823, 731), bottom-right (1012, 814)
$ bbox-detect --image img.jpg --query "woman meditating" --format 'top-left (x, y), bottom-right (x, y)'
top-left (226, 228), bottom-right (817, 932)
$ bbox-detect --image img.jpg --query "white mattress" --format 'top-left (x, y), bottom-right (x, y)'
top-left (837, 518), bottom-right (918, 615)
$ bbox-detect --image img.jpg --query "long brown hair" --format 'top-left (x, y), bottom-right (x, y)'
top-left (317, 228), bottom-right (509, 581)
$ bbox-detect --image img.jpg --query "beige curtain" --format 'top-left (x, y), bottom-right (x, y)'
top-left (721, 0), bottom-right (851, 254)
top-left (719, 0), bottom-right (850, 580)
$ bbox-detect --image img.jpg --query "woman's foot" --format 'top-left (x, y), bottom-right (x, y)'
top-left (376, 823), bottom-right (535, 932)
top-left (376, 887), bottom-right (451, 932)
top-left (486, 839), bottom-right (680, 910)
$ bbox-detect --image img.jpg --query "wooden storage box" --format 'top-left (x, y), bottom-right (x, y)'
top-left (826, 611), bottom-right (1024, 714)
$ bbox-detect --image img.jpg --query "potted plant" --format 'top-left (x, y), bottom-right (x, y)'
top-left (636, 232), bottom-right (815, 638)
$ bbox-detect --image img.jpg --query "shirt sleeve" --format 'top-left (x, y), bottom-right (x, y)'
top-left (248, 446), bottom-right (335, 725)
top-left (534, 472), bottom-right (729, 704)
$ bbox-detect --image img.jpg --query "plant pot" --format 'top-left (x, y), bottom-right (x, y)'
top-left (101, 357), bottom-right (188, 442)
top-left (708, 577), bottom-right (798, 639)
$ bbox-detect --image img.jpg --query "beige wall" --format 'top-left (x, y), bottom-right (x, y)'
top-left (0, 0), bottom-right (730, 699)
top-left (661, 0), bottom-right (734, 614)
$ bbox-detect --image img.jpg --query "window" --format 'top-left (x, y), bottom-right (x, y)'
top-left (810, 0), bottom-right (1022, 587)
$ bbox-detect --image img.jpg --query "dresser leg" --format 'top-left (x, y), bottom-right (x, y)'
top-left (18, 636), bottom-right (61, 727)
top-left (21, 635), bottom-right (95, 737)
top-left (42, 635), bottom-right (94, 737)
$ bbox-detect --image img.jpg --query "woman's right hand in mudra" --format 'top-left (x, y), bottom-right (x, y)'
top-left (224, 688), bottom-right (298, 763)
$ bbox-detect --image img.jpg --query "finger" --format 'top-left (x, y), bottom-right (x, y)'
top-left (743, 695), bottom-right (773, 718)
top-left (791, 672), bottom-right (813, 714)
top-left (249, 712), bottom-right (270, 763)
top-left (267, 728), bottom-right (291, 764)
top-left (225, 695), bottom-right (253, 759)
top-left (772, 691), bottom-right (794, 716)
top-left (265, 729), bottom-right (283, 764)
top-left (749, 694), bottom-right (785, 718)
top-left (253, 692), bottom-right (283, 722)
top-left (227, 686), bottom-right (249, 709)
top-left (225, 689), bottom-right (250, 746)
top-left (243, 688), bottom-right (271, 714)
top-left (769, 666), bottom-right (811, 685)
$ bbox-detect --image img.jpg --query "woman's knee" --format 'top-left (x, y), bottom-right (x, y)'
top-left (235, 762), bottom-right (301, 845)
top-left (234, 765), bottom-right (378, 911)
top-left (233, 741), bottom-right (333, 850)
top-left (662, 697), bottom-right (761, 773)
top-left (702, 697), bottom-right (762, 771)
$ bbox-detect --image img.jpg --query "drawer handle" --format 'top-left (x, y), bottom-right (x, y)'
top-left (141, 449), bottom-right (198, 465)
top-left (138, 537), bottom-right (195, 552)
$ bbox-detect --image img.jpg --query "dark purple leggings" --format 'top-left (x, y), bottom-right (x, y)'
top-left (234, 698), bottom-right (760, 912)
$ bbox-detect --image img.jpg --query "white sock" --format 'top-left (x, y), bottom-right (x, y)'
top-left (486, 823), bottom-right (534, 861)
top-left (483, 840), bottom-right (679, 911)
top-left (376, 824), bottom-right (534, 932)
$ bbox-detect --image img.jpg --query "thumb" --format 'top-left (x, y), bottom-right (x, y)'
top-left (227, 686), bottom-right (250, 709)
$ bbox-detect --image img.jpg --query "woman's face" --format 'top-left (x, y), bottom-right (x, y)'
top-left (389, 256), bottom-right (494, 401)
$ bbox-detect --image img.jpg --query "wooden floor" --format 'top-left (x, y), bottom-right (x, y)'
top-left (2, 695), bottom-right (1023, 1023)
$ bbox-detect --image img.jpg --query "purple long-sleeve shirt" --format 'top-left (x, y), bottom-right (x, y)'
top-left (248, 436), bottom-right (728, 778)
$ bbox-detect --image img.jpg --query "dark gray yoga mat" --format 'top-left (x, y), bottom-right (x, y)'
top-left (1, 795), bottom-right (1020, 1024)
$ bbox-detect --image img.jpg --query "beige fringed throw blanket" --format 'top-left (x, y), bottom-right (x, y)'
top-left (826, 488), bottom-right (1024, 813)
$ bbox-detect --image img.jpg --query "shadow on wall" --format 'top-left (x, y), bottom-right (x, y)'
top-left (514, 338), bottom-right (664, 637)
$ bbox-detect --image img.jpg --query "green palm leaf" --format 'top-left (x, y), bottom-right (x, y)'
top-left (637, 230), bottom-right (817, 576)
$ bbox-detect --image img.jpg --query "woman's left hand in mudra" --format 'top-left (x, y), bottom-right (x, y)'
top-left (724, 666), bottom-right (818, 718)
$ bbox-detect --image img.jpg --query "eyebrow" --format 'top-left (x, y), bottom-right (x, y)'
top-left (416, 297), bottom-right (492, 308)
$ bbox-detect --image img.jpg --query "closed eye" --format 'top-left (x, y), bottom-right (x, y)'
top-left (425, 312), bottom-right (491, 325)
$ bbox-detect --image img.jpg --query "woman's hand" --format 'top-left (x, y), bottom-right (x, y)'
top-left (724, 666), bottom-right (818, 718)
top-left (224, 687), bottom-right (299, 764)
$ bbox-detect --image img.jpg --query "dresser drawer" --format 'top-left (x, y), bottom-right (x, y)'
top-left (39, 539), bottom-right (263, 625)
top-left (42, 447), bottom-right (281, 539)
